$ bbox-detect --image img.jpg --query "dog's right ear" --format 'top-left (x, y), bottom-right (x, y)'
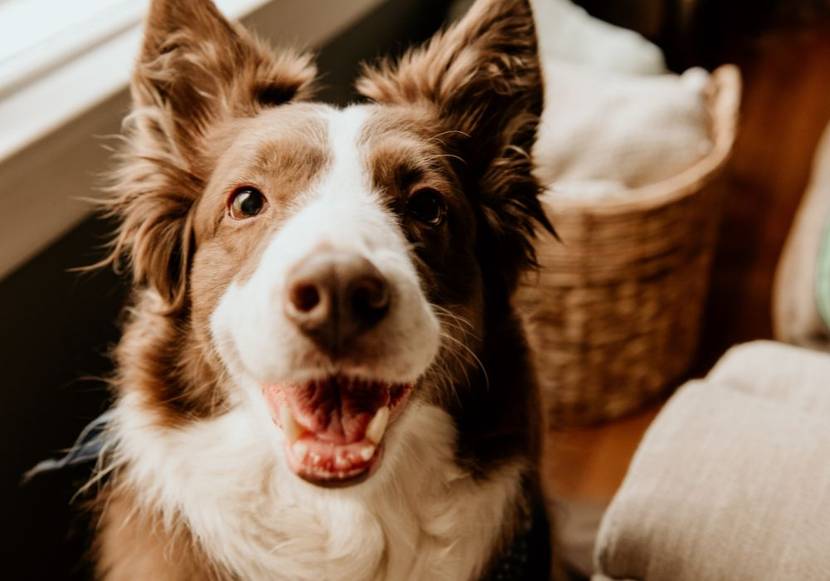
top-left (103, 0), bottom-right (316, 311)
top-left (357, 0), bottom-right (551, 294)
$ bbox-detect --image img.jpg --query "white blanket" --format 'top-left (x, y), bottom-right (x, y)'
top-left (534, 62), bottom-right (713, 195)
top-left (530, 0), bottom-right (666, 75)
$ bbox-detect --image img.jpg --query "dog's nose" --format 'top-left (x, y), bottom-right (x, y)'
top-left (284, 252), bottom-right (390, 354)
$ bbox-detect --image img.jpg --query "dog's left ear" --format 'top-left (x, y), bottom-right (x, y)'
top-left (133, 0), bottom-right (318, 162)
top-left (357, 0), bottom-right (553, 292)
top-left (103, 0), bottom-right (317, 311)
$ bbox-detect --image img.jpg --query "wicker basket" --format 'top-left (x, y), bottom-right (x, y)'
top-left (517, 65), bottom-right (741, 427)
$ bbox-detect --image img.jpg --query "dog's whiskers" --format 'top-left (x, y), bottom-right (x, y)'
top-left (438, 330), bottom-right (491, 393)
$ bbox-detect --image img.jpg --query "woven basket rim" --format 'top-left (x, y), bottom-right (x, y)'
top-left (541, 64), bottom-right (742, 216)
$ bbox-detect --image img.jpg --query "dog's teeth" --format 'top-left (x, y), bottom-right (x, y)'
top-left (365, 406), bottom-right (390, 444)
top-left (334, 452), bottom-right (350, 470)
top-left (281, 406), bottom-right (302, 443)
top-left (292, 441), bottom-right (308, 460)
top-left (359, 445), bottom-right (376, 462)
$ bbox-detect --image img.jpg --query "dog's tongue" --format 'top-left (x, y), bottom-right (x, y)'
top-left (287, 377), bottom-right (389, 444)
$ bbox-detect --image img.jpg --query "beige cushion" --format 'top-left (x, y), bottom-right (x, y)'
top-left (593, 341), bottom-right (830, 581)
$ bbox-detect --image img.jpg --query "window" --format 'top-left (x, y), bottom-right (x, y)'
top-left (0, 0), bottom-right (146, 98)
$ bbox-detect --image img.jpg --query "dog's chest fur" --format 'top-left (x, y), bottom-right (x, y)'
top-left (101, 395), bottom-right (523, 581)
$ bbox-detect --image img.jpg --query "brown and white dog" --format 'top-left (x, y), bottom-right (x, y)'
top-left (92, 0), bottom-right (553, 578)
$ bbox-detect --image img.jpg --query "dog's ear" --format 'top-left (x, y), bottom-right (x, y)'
top-left (103, 0), bottom-right (317, 311)
top-left (357, 0), bottom-right (553, 292)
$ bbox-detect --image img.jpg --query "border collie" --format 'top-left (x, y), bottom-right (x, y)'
top-left (89, 0), bottom-right (553, 578)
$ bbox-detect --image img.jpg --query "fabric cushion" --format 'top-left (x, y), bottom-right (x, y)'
top-left (593, 341), bottom-right (830, 581)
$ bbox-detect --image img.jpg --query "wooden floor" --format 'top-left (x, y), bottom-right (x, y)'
top-left (541, 24), bottom-right (830, 562)
top-left (544, 403), bottom-right (661, 502)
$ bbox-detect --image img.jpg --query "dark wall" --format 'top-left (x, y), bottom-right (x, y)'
top-left (0, 1), bottom-right (449, 578)
top-left (576, 0), bottom-right (830, 70)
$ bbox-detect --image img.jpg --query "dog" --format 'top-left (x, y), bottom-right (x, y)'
top-left (91, 0), bottom-right (554, 578)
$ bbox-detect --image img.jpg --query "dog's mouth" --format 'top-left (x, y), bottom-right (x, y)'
top-left (263, 375), bottom-right (412, 487)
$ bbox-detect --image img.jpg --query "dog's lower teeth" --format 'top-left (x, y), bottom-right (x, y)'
top-left (335, 452), bottom-right (349, 469)
top-left (365, 406), bottom-right (390, 444)
top-left (292, 441), bottom-right (308, 460)
top-left (281, 406), bottom-right (302, 443)
top-left (359, 445), bottom-right (376, 462)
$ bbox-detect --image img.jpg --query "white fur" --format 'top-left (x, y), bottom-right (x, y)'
top-left (110, 105), bottom-right (518, 580)
top-left (114, 394), bottom-right (521, 580)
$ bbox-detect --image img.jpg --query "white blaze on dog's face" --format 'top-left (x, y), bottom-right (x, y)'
top-left (202, 105), bottom-right (443, 486)
top-left (108, 0), bottom-right (546, 490)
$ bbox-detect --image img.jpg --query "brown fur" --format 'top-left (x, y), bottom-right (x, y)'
top-left (96, 488), bottom-right (226, 580)
top-left (357, 0), bottom-right (553, 291)
top-left (109, 104), bottom-right (335, 426)
top-left (100, 0), bottom-right (317, 311)
top-left (356, 0), bottom-right (551, 476)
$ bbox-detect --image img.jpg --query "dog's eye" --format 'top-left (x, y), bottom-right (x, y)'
top-left (406, 188), bottom-right (446, 226)
top-left (229, 187), bottom-right (266, 220)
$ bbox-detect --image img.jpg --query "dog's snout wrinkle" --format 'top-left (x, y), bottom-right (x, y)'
top-left (284, 251), bottom-right (390, 355)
